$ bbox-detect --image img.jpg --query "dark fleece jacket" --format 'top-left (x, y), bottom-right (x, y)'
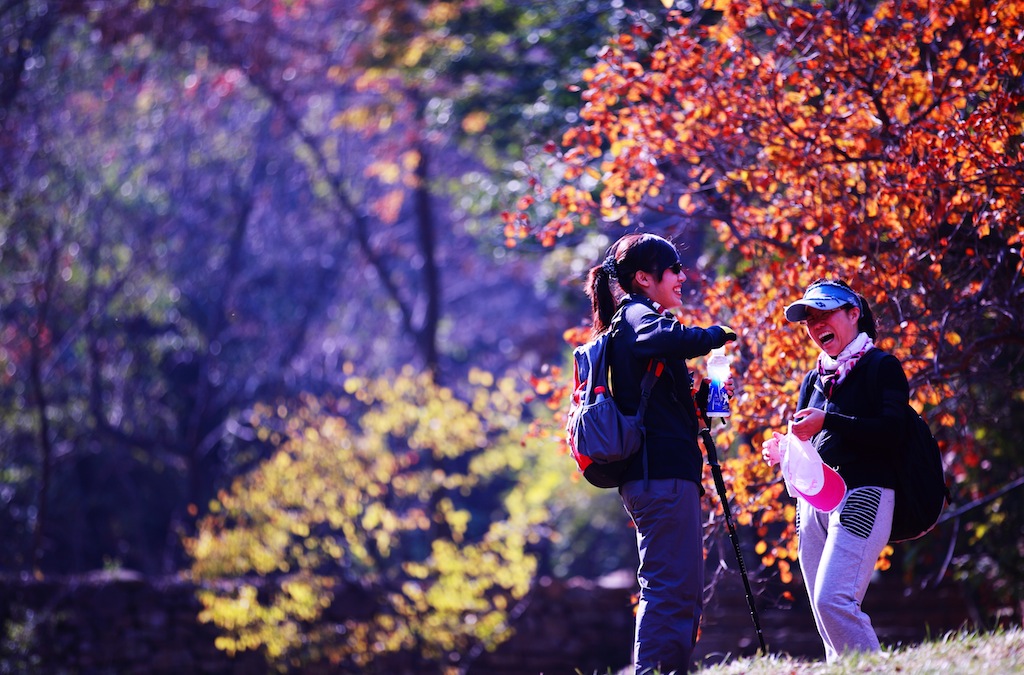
top-left (797, 347), bottom-right (910, 490)
top-left (607, 295), bottom-right (731, 487)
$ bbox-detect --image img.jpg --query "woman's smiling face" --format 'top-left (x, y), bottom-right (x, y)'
top-left (802, 305), bottom-right (860, 357)
top-left (647, 262), bottom-right (685, 311)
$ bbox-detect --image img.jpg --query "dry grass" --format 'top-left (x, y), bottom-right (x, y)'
top-left (692, 627), bottom-right (1024, 674)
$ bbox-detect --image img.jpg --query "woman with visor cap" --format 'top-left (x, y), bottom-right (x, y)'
top-left (760, 279), bottom-right (911, 663)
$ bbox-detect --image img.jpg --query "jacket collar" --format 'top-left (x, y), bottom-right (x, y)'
top-left (622, 294), bottom-right (668, 315)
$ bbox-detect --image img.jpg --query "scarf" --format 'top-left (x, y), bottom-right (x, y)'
top-left (817, 332), bottom-right (874, 399)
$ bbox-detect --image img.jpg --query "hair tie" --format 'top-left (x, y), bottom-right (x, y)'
top-left (602, 256), bottom-right (618, 278)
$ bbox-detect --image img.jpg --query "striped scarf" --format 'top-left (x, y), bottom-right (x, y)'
top-left (817, 332), bottom-right (874, 399)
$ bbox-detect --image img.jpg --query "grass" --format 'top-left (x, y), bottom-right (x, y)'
top-left (690, 627), bottom-right (1024, 674)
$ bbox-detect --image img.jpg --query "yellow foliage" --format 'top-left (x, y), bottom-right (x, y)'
top-left (186, 369), bottom-right (559, 671)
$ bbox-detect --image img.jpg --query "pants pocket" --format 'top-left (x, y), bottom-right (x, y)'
top-left (839, 487), bottom-right (882, 539)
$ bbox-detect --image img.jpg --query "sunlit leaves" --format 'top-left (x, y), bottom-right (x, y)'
top-left (515, 0), bottom-right (1024, 578)
top-left (186, 367), bottom-right (559, 670)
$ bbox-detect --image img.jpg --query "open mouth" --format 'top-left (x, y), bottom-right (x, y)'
top-left (818, 330), bottom-right (836, 346)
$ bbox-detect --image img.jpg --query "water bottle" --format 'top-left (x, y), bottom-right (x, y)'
top-left (593, 386), bottom-right (607, 402)
top-left (705, 347), bottom-right (731, 418)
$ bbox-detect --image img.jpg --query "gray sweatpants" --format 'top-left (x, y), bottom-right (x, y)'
top-left (798, 486), bottom-right (895, 663)
top-left (621, 478), bottom-right (704, 674)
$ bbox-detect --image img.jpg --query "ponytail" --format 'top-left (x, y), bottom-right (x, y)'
top-left (585, 263), bottom-right (617, 335)
top-left (856, 294), bottom-right (877, 340)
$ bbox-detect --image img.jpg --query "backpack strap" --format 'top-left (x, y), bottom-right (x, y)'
top-left (609, 303), bottom-right (665, 489)
top-left (860, 347), bottom-right (886, 390)
top-left (636, 359), bottom-right (665, 415)
top-left (607, 303), bottom-right (664, 410)
top-left (636, 359), bottom-right (665, 489)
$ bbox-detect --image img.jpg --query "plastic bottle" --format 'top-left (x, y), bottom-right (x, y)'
top-left (593, 386), bottom-right (607, 402)
top-left (705, 347), bottom-right (731, 417)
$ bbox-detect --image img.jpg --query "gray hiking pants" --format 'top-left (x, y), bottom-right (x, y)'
top-left (621, 478), bottom-right (704, 674)
top-left (798, 486), bottom-right (895, 663)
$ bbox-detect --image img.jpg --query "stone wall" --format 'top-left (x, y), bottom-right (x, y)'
top-left (0, 570), bottom-right (974, 674)
top-left (0, 571), bottom-right (264, 675)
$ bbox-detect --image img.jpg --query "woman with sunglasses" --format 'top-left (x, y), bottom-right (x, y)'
top-left (761, 278), bottom-right (911, 663)
top-left (585, 232), bottom-right (736, 674)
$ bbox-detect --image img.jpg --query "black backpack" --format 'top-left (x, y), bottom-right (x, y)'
top-left (565, 309), bottom-right (663, 488)
top-left (890, 407), bottom-right (950, 542)
top-left (809, 348), bottom-right (950, 543)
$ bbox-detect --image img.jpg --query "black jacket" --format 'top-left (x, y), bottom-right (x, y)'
top-left (797, 347), bottom-right (910, 490)
top-left (608, 296), bottom-right (732, 487)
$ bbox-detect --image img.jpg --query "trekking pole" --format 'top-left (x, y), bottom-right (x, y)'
top-left (695, 384), bottom-right (768, 654)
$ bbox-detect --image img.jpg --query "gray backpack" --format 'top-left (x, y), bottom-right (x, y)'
top-left (565, 309), bottom-right (663, 488)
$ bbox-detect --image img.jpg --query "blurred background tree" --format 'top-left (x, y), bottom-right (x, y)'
top-left (0, 0), bottom-right (659, 575)
top-left (186, 369), bottom-right (561, 673)
top-left (0, 0), bottom-right (665, 668)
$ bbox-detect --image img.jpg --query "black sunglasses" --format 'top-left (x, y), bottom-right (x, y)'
top-left (667, 262), bottom-right (684, 274)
